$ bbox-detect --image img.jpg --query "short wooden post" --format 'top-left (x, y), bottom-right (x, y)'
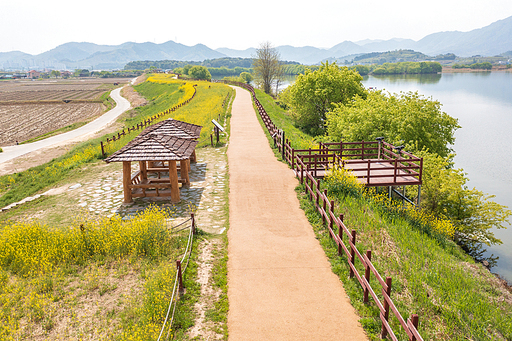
top-left (329, 200), bottom-right (335, 238)
top-left (123, 161), bottom-right (132, 203)
top-left (180, 159), bottom-right (190, 187)
top-left (177, 260), bottom-right (184, 293)
top-left (100, 141), bottom-right (105, 157)
top-left (210, 134), bottom-right (214, 147)
top-left (367, 159), bottom-right (371, 185)
top-left (169, 160), bottom-right (180, 203)
top-left (316, 179), bottom-right (321, 208)
top-left (381, 277), bottom-right (393, 339)
top-left (364, 250), bottom-right (372, 303)
top-left (409, 314), bottom-right (419, 341)
top-left (191, 213), bottom-right (195, 234)
top-left (349, 230), bottom-right (356, 278)
top-left (338, 214), bottom-right (344, 256)
top-left (322, 189), bottom-right (328, 225)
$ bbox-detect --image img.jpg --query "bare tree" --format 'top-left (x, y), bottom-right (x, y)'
top-left (253, 42), bottom-right (283, 95)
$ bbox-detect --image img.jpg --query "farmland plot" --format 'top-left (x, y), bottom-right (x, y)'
top-left (0, 103), bottom-right (102, 145)
top-left (0, 78), bottom-right (128, 145)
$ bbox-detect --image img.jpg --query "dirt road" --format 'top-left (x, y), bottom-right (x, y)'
top-left (227, 86), bottom-right (368, 340)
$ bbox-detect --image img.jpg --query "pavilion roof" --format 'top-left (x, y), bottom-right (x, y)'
top-left (139, 118), bottom-right (202, 139)
top-left (104, 134), bottom-right (198, 163)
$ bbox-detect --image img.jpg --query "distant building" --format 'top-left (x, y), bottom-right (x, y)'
top-left (27, 70), bottom-right (40, 79)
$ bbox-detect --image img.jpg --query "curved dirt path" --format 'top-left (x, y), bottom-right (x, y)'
top-left (0, 86), bottom-right (131, 165)
top-left (227, 87), bottom-right (368, 340)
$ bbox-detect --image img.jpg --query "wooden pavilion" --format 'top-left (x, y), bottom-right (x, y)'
top-left (139, 118), bottom-right (202, 162)
top-left (104, 134), bottom-right (198, 204)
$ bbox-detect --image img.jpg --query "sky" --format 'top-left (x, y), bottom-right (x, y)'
top-left (1, 0), bottom-right (511, 55)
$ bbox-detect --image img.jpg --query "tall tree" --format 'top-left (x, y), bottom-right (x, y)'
top-left (253, 42), bottom-right (283, 95)
top-left (287, 61), bottom-right (367, 135)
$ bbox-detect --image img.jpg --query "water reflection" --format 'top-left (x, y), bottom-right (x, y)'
top-left (364, 73), bottom-right (442, 84)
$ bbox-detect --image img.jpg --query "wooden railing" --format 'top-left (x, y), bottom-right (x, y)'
top-left (295, 156), bottom-right (423, 341)
top-left (220, 80), bottom-right (424, 341)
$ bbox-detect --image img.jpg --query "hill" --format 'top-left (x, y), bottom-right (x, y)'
top-left (1, 15), bottom-right (511, 70)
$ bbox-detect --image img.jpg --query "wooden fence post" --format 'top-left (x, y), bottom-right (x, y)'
top-left (338, 214), bottom-right (344, 256)
top-left (316, 179), bottom-right (321, 208)
top-left (191, 213), bottom-right (195, 234)
top-left (100, 141), bottom-right (105, 157)
top-left (409, 314), bottom-right (419, 341)
top-left (381, 277), bottom-right (393, 339)
top-left (349, 230), bottom-right (356, 278)
top-left (329, 200), bottom-right (335, 239)
top-left (322, 190), bottom-right (328, 225)
top-left (364, 250), bottom-right (372, 303)
top-left (177, 260), bottom-right (184, 293)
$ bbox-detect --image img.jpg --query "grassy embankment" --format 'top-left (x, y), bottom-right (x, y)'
top-left (0, 75), bottom-right (233, 339)
top-left (252, 88), bottom-right (512, 340)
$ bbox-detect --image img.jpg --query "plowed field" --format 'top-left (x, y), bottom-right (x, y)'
top-left (0, 78), bottom-right (129, 145)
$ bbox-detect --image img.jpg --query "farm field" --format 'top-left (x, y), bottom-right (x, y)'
top-left (0, 78), bottom-right (130, 145)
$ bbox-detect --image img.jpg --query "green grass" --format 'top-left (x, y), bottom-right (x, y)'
top-left (253, 87), bottom-right (512, 340)
top-left (253, 88), bottom-right (316, 149)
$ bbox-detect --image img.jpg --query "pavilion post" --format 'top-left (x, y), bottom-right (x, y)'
top-left (139, 161), bottom-right (147, 180)
top-left (123, 161), bottom-right (133, 203)
top-left (180, 159), bottom-right (190, 187)
top-left (191, 149), bottom-right (197, 163)
top-left (169, 160), bottom-right (180, 203)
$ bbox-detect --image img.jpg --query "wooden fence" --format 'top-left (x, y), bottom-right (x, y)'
top-left (99, 84), bottom-right (198, 157)
top-left (221, 80), bottom-right (424, 341)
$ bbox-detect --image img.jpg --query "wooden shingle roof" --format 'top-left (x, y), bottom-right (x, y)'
top-left (139, 119), bottom-right (202, 139)
top-left (104, 134), bottom-right (198, 163)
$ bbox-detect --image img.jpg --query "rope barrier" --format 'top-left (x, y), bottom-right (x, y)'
top-left (157, 214), bottom-right (196, 341)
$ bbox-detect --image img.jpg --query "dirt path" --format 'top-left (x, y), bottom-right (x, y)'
top-left (227, 87), bottom-right (368, 340)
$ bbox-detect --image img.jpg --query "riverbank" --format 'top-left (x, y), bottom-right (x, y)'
top-left (442, 66), bottom-right (511, 72)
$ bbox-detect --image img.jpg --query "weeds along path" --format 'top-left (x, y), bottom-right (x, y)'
top-left (227, 86), bottom-right (368, 340)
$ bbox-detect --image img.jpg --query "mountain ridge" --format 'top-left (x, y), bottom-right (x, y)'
top-left (1, 15), bottom-right (511, 70)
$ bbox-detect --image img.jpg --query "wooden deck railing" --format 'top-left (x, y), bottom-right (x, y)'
top-left (295, 156), bottom-right (423, 341)
top-left (219, 80), bottom-right (424, 341)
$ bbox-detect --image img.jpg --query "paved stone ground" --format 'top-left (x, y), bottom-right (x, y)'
top-left (70, 147), bottom-right (228, 233)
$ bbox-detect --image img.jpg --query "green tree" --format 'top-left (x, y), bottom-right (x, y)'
top-left (415, 151), bottom-right (510, 246)
top-left (253, 41), bottom-right (283, 95)
top-left (239, 71), bottom-right (253, 84)
top-left (326, 90), bottom-right (459, 157)
top-left (287, 61), bottom-right (367, 135)
top-left (50, 70), bottom-right (61, 78)
top-left (188, 65), bottom-right (211, 80)
top-left (183, 64), bottom-right (193, 75)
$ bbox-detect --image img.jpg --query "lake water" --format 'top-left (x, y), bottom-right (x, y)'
top-left (362, 72), bottom-right (512, 283)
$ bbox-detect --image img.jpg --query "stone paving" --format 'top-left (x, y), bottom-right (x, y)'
top-left (71, 147), bottom-right (228, 233)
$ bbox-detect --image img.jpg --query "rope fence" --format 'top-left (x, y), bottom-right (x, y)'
top-left (157, 213), bottom-right (196, 341)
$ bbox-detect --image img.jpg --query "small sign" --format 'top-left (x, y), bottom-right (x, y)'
top-left (212, 119), bottom-right (225, 132)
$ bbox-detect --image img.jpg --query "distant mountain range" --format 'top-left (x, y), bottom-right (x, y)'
top-left (1, 16), bottom-right (511, 71)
